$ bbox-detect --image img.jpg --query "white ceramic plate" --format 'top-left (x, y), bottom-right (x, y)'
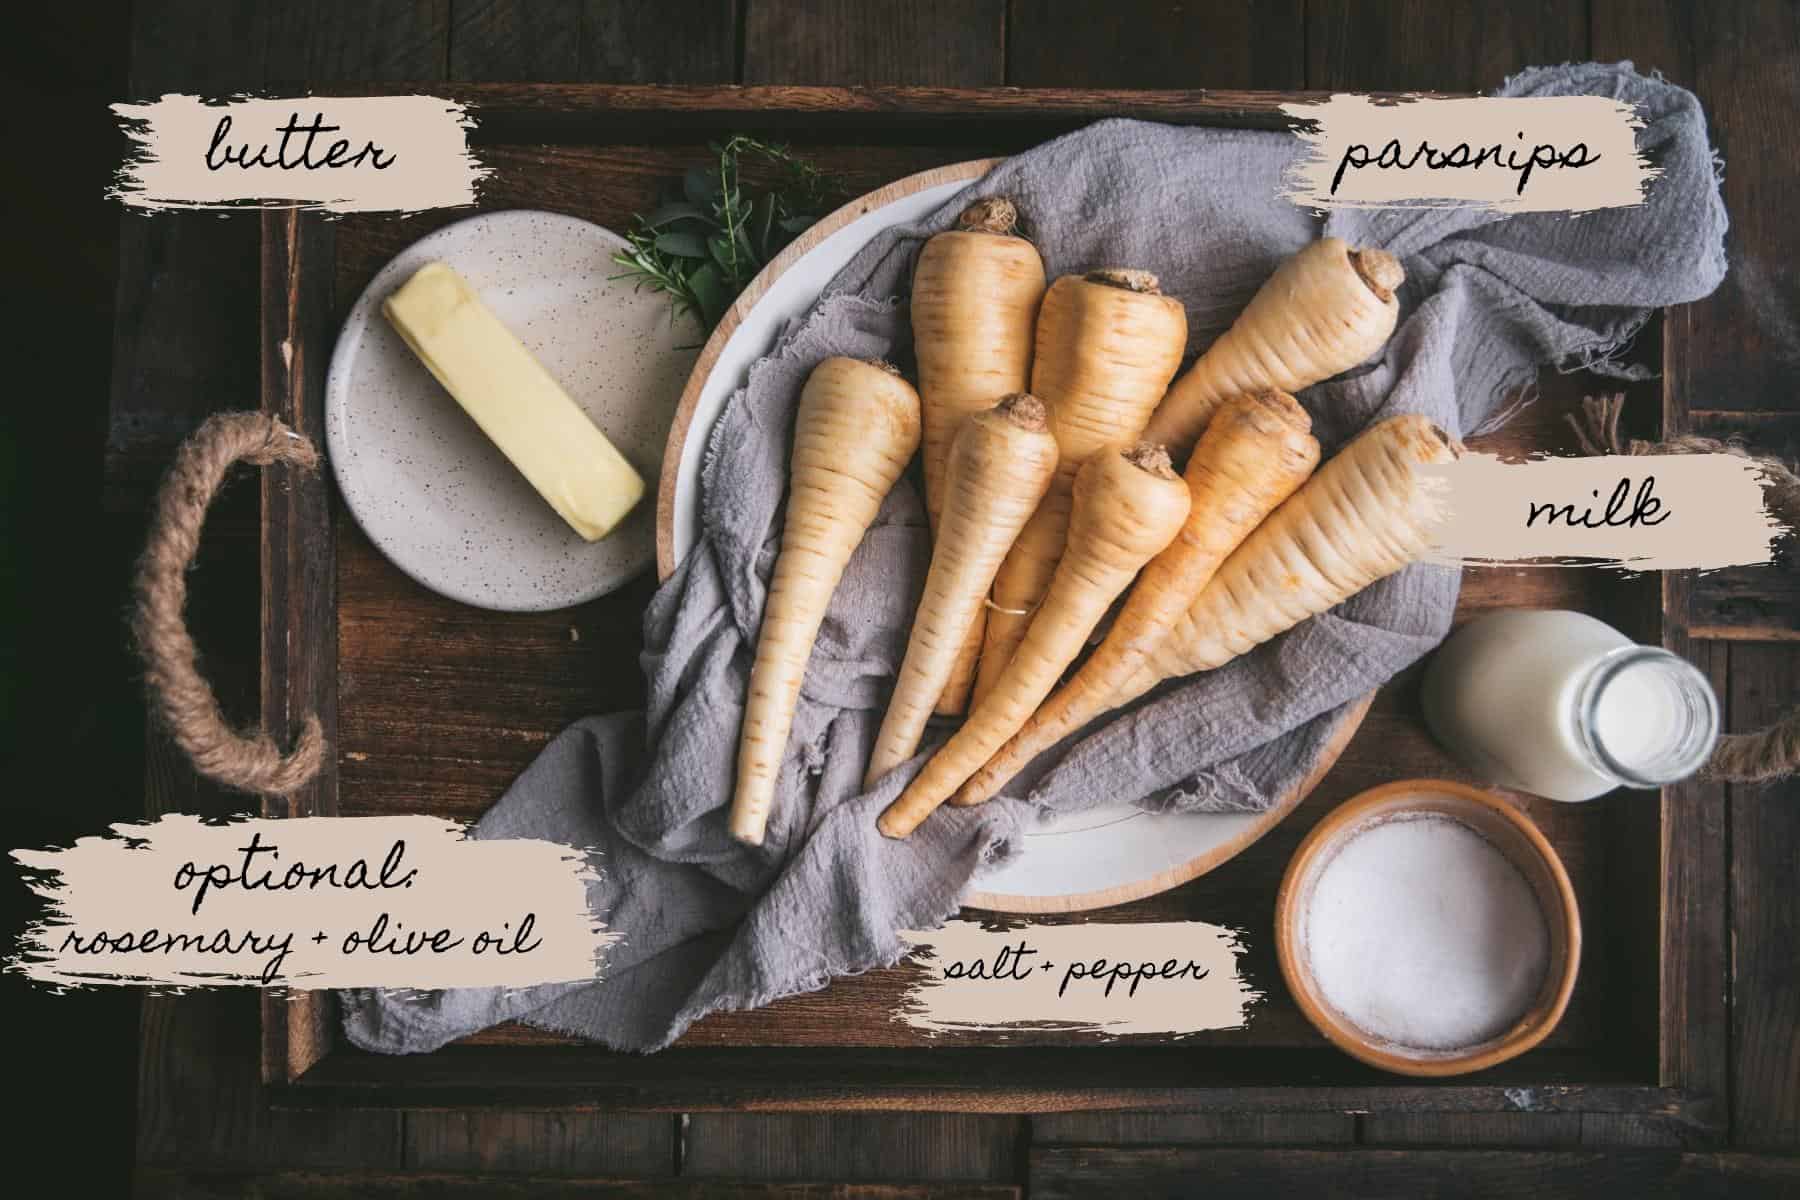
top-left (327, 209), bottom-right (697, 612)
top-left (659, 163), bottom-right (1361, 913)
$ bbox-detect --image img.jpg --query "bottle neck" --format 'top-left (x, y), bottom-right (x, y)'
top-left (1570, 645), bottom-right (1720, 790)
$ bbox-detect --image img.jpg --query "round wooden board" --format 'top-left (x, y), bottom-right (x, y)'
top-left (653, 159), bottom-right (1371, 915)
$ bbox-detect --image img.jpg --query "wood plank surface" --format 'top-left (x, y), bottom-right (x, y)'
top-left (1028, 1146), bottom-right (1800, 1199)
top-left (282, 1040), bottom-right (1707, 1119)
top-left (681, 1115), bottom-right (1024, 1181)
top-left (1681, 567), bottom-right (1800, 644)
top-left (261, 2), bottom-right (451, 82)
top-left (742, 1), bottom-right (1005, 86)
top-left (257, 208), bottom-right (340, 1086)
top-left (1627, 1), bottom-right (1800, 642)
top-left (1030, 1112), bottom-right (1355, 1145)
top-left (403, 1112), bottom-right (676, 1176)
top-left (1728, 643), bottom-right (1800, 1148)
top-left (138, 1171), bottom-right (1020, 1199)
top-left (1591, 0), bottom-right (1695, 83)
top-left (1006, 1), bottom-right (1304, 90)
top-left (448, 0), bottom-right (738, 83)
top-left (1358, 1113), bottom-right (1584, 1147)
top-left (450, 0), bottom-right (586, 80)
top-left (1306, 0), bottom-right (1587, 91)
top-left (1577, 1113), bottom-right (1695, 1149)
top-left (138, 988), bottom-right (403, 1171)
top-left (1669, 1), bottom-right (1800, 418)
top-left (304, 80), bottom-right (1409, 142)
top-left (1655, 636), bottom-right (1730, 1103)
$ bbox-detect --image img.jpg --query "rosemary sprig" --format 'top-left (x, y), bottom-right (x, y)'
top-left (612, 136), bottom-right (836, 331)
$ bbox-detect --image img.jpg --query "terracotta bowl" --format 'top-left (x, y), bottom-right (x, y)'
top-left (1274, 779), bottom-right (1581, 1077)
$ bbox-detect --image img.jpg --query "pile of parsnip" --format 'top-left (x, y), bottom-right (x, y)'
top-left (728, 198), bottom-right (1462, 847)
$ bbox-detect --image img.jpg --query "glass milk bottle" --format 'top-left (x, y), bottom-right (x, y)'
top-left (1421, 610), bottom-right (1719, 802)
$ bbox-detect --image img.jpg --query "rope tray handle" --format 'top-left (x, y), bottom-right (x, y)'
top-left (132, 411), bottom-right (325, 795)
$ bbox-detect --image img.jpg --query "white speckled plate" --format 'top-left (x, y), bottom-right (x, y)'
top-left (326, 209), bottom-right (697, 612)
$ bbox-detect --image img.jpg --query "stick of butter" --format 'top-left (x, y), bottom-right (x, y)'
top-left (382, 262), bottom-right (645, 542)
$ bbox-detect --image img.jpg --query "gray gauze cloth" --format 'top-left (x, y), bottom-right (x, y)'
top-left (343, 63), bottom-right (1725, 1054)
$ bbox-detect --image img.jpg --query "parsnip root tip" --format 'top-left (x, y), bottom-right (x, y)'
top-left (1085, 267), bottom-right (1162, 294)
top-left (1250, 389), bottom-right (1315, 435)
top-left (995, 391), bottom-right (1049, 430)
top-left (958, 197), bottom-right (1020, 236)
top-left (1122, 441), bottom-right (1177, 478)
top-left (1350, 247), bottom-right (1404, 302)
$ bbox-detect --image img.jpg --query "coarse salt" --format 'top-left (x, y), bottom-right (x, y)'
top-left (1301, 811), bottom-right (1550, 1052)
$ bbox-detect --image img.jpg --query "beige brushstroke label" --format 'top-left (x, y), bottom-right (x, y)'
top-left (1281, 94), bottom-right (1655, 212)
top-left (9, 814), bottom-right (613, 989)
top-left (1427, 452), bottom-right (1787, 570)
top-left (110, 94), bottom-right (487, 212)
top-left (896, 921), bottom-right (1258, 1037)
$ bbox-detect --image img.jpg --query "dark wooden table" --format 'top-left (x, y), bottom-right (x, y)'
top-left (98, 2), bottom-right (1798, 1196)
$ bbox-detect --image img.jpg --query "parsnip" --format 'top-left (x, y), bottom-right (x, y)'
top-left (1116, 413), bottom-right (1462, 708)
top-left (954, 391), bottom-right (1319, 806)
top-left (911, 198), bottom-right (1048, 715)
top-left (880, 443), bottom-right (1191, 837)
top-left (975, 269), bottom-right (1187, 703)
top-left (1143, 238), bottom-right (1404, 463)
top-left (865, 394), bottom-right (1058, 789)
top-left (731, 357), bottom-right (922, 846)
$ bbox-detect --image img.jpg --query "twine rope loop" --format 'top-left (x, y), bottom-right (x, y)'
top-left (133, 412), bottom-right (325, 795)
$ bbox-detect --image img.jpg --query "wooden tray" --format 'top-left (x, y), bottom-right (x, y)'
top-left (257, 85), bottom-right (1720, 1137)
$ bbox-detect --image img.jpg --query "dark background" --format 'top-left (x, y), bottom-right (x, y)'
top-left (8, 0), bottom-right (139, 1193)
top-left (5, 2), bottom-right (1797, 1196)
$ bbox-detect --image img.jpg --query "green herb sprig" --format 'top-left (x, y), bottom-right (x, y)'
top-left (612, 136), bottom-right (835, 331)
